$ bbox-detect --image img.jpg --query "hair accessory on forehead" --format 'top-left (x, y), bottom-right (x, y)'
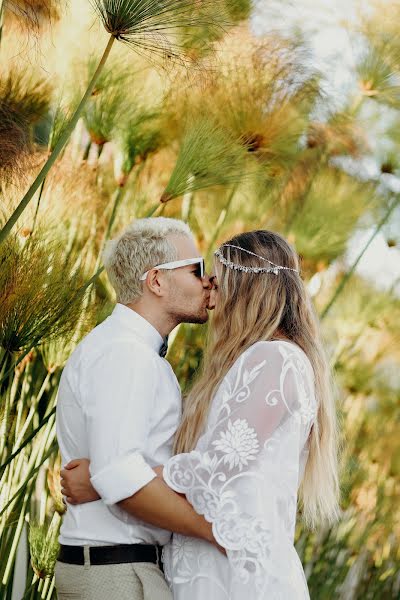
top-left (214, 244), bottom-right (299, 275)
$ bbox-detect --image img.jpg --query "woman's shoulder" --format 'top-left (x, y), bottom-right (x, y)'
top-left (241, 338), bottom-right (308, 359)
top-left (234, 339), bottom-right (314, 379)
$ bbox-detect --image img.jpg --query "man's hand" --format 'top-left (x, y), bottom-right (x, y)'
top-left (153, 465), bottom-right (164, 477)
top-left (60, 458), bottom-right (100, 504)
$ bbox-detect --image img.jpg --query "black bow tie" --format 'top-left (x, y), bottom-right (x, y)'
top-left (159, 337), bottom-right (169, 358)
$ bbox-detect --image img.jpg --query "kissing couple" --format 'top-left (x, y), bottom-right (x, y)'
top-left (55, 217), bottom-right (339, 600)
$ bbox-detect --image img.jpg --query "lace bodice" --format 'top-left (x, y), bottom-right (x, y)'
top-left (163, 341), bottom-right (316, 599)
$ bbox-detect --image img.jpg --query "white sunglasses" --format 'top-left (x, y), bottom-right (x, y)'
top-left (140, 257), bottom-right (205, 281)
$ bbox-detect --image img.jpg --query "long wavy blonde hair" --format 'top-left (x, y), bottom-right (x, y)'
top-left (174, 230), bottom-right (340, 528)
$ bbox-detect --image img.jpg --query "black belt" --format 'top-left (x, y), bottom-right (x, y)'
top-left (58, 543), bottom-right (163, 568)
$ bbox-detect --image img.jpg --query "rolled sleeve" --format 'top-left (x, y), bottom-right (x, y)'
top-left (91, 452), bottom-right (156, 505)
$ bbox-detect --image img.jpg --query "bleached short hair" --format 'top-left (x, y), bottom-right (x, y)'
top-left (103, 217), bottom-right (193, 304)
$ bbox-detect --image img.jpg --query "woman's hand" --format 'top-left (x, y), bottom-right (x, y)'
top-left (60, 458), bottom-right (100, 504)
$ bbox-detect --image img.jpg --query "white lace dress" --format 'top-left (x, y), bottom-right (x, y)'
top-left (162, 340), bottom-right (317, 600)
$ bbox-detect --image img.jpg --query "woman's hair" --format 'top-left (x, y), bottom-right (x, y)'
top-left (103, 217), bottom-right (192, 304)
top-left (174, 229), bottom-right (340, 529)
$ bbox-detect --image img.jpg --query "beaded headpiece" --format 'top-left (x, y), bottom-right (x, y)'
top-left (214, 244), bottom-right (299, 275)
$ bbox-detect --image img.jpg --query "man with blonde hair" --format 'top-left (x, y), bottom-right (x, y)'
top-left (55, 217), bottom-right (215, 600)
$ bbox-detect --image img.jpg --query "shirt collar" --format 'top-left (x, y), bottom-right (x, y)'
top-left (111, 303), bottom-right (164, 354)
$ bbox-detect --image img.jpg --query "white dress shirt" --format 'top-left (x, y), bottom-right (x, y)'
top-left (56, 303), bottom-right (181, 546)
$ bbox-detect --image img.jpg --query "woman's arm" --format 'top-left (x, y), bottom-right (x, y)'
top-left (60, 458), bottom-right (219, 547)
top-left (61, 459), bottom-right (99, 503)
top-left (61, 460), bottom-right (166, 503)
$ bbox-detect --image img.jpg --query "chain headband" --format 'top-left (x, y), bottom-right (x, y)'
top-left (214, 244), bottom-right (299, 275)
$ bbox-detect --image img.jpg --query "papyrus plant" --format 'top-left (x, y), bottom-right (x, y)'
top-left (29, 513), bottom-right (61, 580)
top-left (0, 233), bottom-right (89, 357)
top-left (0, 69), bottom-right (52, 186)
top-left (161, 116), bottom-right (252, 203)
top-left (77, 57), bottom-right (133, 151)
top-left (0, 0), bottom-right (227, 244)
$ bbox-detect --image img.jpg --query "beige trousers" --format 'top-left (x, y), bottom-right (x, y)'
top-left (55, 559), bottom-right (172, 600)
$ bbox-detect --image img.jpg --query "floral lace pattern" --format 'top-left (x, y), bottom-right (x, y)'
top-left (163, 341), bottom-right (316, 599)
top-left (212, 418), bottom-right (259, 470)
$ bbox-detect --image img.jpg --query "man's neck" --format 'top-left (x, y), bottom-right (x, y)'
top-left (125, 301), bottom-right (175, 339)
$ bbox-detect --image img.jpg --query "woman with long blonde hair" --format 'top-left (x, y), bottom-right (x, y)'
top-left (162, 229), bottom-right (339, 599)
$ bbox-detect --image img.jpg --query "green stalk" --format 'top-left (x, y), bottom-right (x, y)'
top-left (143, 203), bottom-right (164, 218)
top-left (21, 576), bottom-right (38, 600)
top-left (31, 176), bottom-right (46, 235)
top-left (96, 160), bottom-right (146, 267)
top-left (0, 35), bottom-right (116, 245)
top-left (94, 186), bottom-right (125, 273)
top-left (106, 187), bottom-right (124, 237)
top-left (13, 362), bottom-right (32, 444)
top-left (0, 348), bottom-right (9, 377)
top-left (29, 582), bottom-right (36, 600)
top-left (78, 265), bottom-right (105, 294)
top-left (0, 402), bottom-right (56, 475)
top-left (0, 0), bottom-right (4, 49)
top-left (41, 580), bottom-right (48, 598)
top-left (45, 577), bottom-right (55, 600)
top-left (320, 196), bottom-right (400, 320)
top-left (13, 372), bottom-right (52, 451)
top-left (0, 441), bottom-right (57, 518)
top-left (0, 367), bottom-right (21, 460)
top-left (0, 391), bottom-right (11, 459)
top-left (0, 346), bottom-right (32, 386)
top-left (181, 188), bottom-right (194, 223)
top-left (1, 493), bottom-right (29, 585)
top-left (129, 162), bottom-right (147, 218)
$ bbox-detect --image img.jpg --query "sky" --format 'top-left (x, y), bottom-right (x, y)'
top-left (252, 0), bottom-right (400, 293)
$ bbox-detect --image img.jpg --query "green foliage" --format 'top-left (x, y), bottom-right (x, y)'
top-left (356, 41), bottom-right (400, 110)
top-left (225, 0), bottom-right (252, 21)
top-left (84, 85), bottom-right (127, 147)
top-left (78, 58), bottom-right (132, 146)
top-left (0, 70), bottom-right (52, 182)
top-left (0, 1), bottom-right (400, 598)
top-left (91, 0), bottom-right (226, 63)
top-left (0, 70), bottom-right (52, 127)
top-left (172, 38), bottom-right (320, 172)
top-left (29, 515), bottom-right (60, 579)
top-left (114, 105), bottom-right (163, 183)
top-left (286, 170), bottom-right (377, 264)
top-left (0, 233), bottom-right (89, 353)
top-left (177, 1), bottom-right (230, 58)
top-left (162, 117), bottom-right (252, 202)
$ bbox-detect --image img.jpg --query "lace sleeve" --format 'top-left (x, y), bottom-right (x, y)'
top-left (164, 341), bottom-right (316, 590)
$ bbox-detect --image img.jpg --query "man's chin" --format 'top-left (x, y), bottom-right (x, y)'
top-left (179, 311), bottom-right (209, 325)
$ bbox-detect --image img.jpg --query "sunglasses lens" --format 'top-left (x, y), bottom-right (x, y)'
top-left (193, 263), bottom-right (202, 277)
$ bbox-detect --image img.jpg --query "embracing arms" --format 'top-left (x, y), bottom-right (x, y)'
top-left (61, 460), bottom-right (214, 542)
top-left (60, 343), bottom-right (215, 544)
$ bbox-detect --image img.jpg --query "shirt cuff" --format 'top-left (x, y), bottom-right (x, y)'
top-left (90, 452), bottom-right (156, 505)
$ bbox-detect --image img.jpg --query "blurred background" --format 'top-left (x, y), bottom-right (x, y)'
top-left (0, 0), bottom-right (399, 598)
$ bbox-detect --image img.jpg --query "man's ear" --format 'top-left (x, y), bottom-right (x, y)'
top-left (146, 269), bottom-right (165, 297)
